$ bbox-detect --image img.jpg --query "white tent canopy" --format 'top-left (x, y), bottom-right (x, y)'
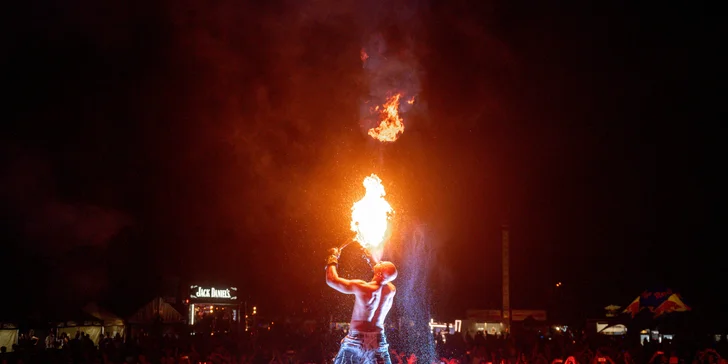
top-left (0, 322), bottom-right (18, 352)
top-left (55, 315), bottom-right (103, 344)
top-left (598, 323), bottom-right (628, 335)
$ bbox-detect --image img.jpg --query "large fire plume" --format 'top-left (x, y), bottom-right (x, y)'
top-left (351, 174), bottom-right (393, 250)
top-left (367, 93), bottom-right (408, 142)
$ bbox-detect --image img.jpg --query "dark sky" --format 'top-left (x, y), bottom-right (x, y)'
top-left (2, 0), bottom-right (720, 321)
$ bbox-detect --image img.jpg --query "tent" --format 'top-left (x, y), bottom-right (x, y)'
top-left (598, 324), bottom-right (628, 335)
top-left (127, 297), bottom-right (185, 337)
top-left (128, 297), bottom-right (184, 325)
top-left (623, 287), bottom-right (688, 318)
top-left (0, 322), bottom-right (18, 352)
top-left (54, 312), bottom-right (103, 344)
top-left (83, 302), bottom-right (125, 338)
top-left (654, 294), bottom-right (691, 317)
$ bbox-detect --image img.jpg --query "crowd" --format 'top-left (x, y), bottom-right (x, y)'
top-left (427, 329), bottom-right (727, 364)
top-left (1, 325), bottom-right (726, 364)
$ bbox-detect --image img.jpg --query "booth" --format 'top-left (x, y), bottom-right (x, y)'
top-left (55, 313), bottom-right (103, 344)
top-left (0, 322), bottom-right (18, 352)
top-left (127, 297), bottom-right (185, 337)
top-left (128, 297), bottom-right (184, 325)
top-left (83, 302), bottom-right (125, 338)
top-left (187, 285), bottom-right (242, 334)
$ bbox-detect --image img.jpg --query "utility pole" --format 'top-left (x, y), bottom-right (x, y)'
top-left (502, 223), bottom-right (511, 333)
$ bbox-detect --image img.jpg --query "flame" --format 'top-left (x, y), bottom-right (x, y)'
top-left (351, 174), bottom-right (393, 249)
top-left (368, 94), bottom-right (405, 142)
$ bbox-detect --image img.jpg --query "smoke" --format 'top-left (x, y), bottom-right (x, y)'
top-left (292, 0), bottom-right (425, 136)
top-left (130, 0), bottom-right (508, 313)
top-left (167, 0), bottom-right (426, 237)
top-left (3, 0), bottom-right (522, 314)
top-left (25, 201), bottom-right (131, 251)
top-left (1, 151), bottom-right (131, 253)
top-left (359, 30), bottom-right (423, 134)
top-left (1, 148), bottom-right (132, 305)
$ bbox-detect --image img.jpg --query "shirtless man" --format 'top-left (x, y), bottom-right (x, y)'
top-left (325, 245), bottom-right (398, 364)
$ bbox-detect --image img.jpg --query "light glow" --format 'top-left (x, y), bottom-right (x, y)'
top-left (190, 304), bottom-right (195, 325)
top-left (351, 174), bottom-right (393, 249)
top-left (368, 94), bottom-right (405, 142)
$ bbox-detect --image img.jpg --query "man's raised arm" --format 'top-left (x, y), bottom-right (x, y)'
top-left (325, 247), bottom-right (357, 294)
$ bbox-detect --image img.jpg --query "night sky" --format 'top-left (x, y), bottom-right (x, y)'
top-left (2, 0), bottom-right (721, 322)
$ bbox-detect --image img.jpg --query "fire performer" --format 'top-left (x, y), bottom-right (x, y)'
top-left (325, 244), bottom-right (398, 364)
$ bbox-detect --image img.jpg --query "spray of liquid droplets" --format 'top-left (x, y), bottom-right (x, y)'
top-left (393, 225), bottom-right (436, 363)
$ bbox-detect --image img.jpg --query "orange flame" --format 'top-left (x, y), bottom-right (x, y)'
top-left (351, 174), bottom-right (393, 249)
top-left (368, 94), bottom-right (405, 142)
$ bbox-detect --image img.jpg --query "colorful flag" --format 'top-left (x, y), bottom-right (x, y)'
top-left (654, 294), bottom-right (690, 317)
top-left (623, 296), bottom-right (641, 318)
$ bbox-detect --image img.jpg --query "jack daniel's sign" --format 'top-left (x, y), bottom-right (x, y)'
top-left (190, 285), bottom-right (238, 300)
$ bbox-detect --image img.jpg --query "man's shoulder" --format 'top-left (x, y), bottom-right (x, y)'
top-left (350, 279), bottom-right (370, 288)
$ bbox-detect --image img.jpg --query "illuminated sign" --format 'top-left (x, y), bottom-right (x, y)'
top-left (429, 319), bottom-right (462, 333)
top-left (190, 285), bottom-right (238, 300)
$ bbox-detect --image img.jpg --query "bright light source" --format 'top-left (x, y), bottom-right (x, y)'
top-left (190, 304), bottom-right (195, 326)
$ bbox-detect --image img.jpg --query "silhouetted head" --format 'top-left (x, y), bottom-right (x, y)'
top-left (373, 261), bottom-right (398, 283)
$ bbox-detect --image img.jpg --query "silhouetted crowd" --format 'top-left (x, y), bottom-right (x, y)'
top-left (427, 329), bottom-right (727, 364)
top-left (1, 327), bottom-right (726, 364)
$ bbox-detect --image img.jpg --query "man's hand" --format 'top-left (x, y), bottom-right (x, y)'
top-left (328, 247), bottom-right (342, 258)
top-left (325, 247), bottom-right (342, 268)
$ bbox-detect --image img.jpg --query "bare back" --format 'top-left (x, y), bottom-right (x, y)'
top-left (350, 280), bottom-right (396, 332)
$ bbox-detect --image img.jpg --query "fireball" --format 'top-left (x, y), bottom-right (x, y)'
top-left (368, 94), bottom-right (405, 142)
top-left (351, 174), bottom-right (393, 249)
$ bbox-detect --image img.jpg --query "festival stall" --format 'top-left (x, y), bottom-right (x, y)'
top-left (127, 297), bottom-right (185, 337)
top-left (83, 302), bottom-right (125, 338)
top-left (622, 287), bottom-right (690, 318)
top-left (186, 285), bottom-right (242, 334)
top-left (54, 312), bottom-right (103, 344)
top-left (621, 287), bottom-right (692, 344)
top-left (0, 322), bottom-right (18, 351)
